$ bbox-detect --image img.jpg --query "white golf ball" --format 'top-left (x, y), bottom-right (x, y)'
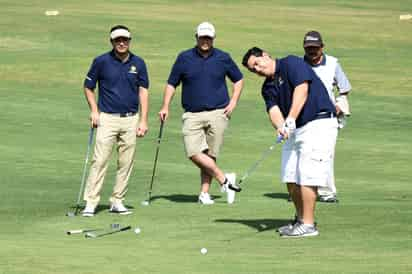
top-left (200, 248), bottom-right (207, 255)
top-left (134, 227), bottom-right (141, 234)
top-left (141, 201), bottom-right (149, 206)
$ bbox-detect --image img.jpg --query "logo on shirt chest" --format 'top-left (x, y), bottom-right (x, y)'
top-left (128, 65), bottom-right (138, 74)
top-left (278, 76), bottom-right (284, 86)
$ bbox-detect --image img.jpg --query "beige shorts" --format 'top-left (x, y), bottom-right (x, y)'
top-left (182, 109), bottom-right (229, 158)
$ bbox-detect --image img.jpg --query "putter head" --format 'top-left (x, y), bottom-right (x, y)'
top-left (85, 232), bottom-right (97, 238)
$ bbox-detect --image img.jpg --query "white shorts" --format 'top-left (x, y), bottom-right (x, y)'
top-left (281, 117), bottom-right (338, 187)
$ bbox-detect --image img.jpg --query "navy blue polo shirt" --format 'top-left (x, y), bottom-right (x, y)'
top-left (84, 50), bottom-right (149, 113)
top-left (167, 47), bottom-right (243, 112)
top-left (261, 55), bottom-right (335, 128)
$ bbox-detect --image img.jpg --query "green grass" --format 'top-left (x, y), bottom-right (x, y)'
top-left (1, 0), bottom-right (411, 273)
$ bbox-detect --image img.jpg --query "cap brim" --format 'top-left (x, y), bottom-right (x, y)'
top-left (197, 31), bottom-right (215, 38)
top-left (110, 29), bottom-right (131, 40)
top-left (303, 42), bottom-right (322, 48)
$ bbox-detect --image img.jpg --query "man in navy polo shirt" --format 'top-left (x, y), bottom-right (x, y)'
top-left (242, 47), bottom-right (338, 237)
top-left (159, 22), bottom-right (243, 205)
top-left (82, 25), bottom-right (149, 217)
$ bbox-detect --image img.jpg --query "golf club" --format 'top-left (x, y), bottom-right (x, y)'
top-left (142, 120), bottom-right (164, 206)
top-left (85, 225), bottom-right (131, 238)
top-left (66, 127), bottom-right (95, 217)
top-left (237, 135), bottom-right (283, 190)
top-left (66, 228), bottom-right (99, 235)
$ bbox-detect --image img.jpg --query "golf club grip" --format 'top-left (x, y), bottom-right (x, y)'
top-left (276, 135), bottom-right (283, 143)
top-left (158, 121), bottom-right (164, 141)
top-left (67, 229), bottom-right (83, 235)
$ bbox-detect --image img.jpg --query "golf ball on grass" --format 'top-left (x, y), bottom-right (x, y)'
top-left (200, 248), bottom-right (207, 255)
top-left (134, 227), bottom-right (141, 234)
top-left (141, 201), bottom-right (149, 206)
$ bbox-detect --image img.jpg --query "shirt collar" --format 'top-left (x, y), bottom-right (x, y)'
top-left (193, 47), bottom-right (215, 58)
top-left (304, 53), bottom-right (326, 67)
top-left (110, 50), bottom-right (133, 63)
top-left (274, 58), bottom-right (280, 75)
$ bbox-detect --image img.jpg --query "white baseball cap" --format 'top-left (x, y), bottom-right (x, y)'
top-left (196, 22), bottom-right (215, 38)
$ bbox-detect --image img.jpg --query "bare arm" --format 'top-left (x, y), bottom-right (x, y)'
top-left (278, 82), bottom-right (308, 139)
top-left (84, 87), bottom-right (99, 127)
top-left (288, 82), bottom-right (308, 120)
top-left (137, 87), bottom-right (149, 137)
top-left (158, 84), bottom-right (176, 121)
top-left (224, 79), bottom-right (244, 117)
top-left (268, 105), bottom-right (284, 129)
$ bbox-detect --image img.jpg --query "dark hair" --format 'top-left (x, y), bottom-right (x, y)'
top-left (110, 25), bottom-right (130, 33)
top-left (242, 47), bottom-right (264, 67)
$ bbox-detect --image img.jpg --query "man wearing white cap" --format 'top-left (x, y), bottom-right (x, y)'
top-left (82, 25), bottom-right (150, 216)
top-left (159, 22), bottom-right (244, 205)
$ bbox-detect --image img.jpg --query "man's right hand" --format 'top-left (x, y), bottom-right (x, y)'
top-left (278, 117), bottom-right (296, 139)
top-left (158, 107), bottom-right (169, 122)
top-left (90, 111), bottom-right (100, 128)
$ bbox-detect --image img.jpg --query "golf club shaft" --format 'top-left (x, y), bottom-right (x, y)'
top-left (239, 136), bottom-right (283, 184)
top-left (74, 127), bottom-right (95, 214)
top-left (94, 225), bottom-right (131, 238)
top-left (147, 121), bottom-right (164, 202)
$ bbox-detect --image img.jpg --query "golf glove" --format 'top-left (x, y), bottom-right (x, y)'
top-left (281, 117), bottom-right (296, 136)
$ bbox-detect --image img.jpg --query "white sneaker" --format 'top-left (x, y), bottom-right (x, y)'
top-left (82, 203), bottom-right (95, 217)
top-left (198, 192), bottom-right (214, 205)
top-left (222, 173), bottom-right (237, 204)
top-left (109, 202), bottom-right (132, 215)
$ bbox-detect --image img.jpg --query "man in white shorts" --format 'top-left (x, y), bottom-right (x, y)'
top-left (303, 30), bottom-right (352, 203)
top-left (242, 47), bottom-right (338, 237)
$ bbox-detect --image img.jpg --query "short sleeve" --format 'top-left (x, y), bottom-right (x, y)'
top-left (167, 54), bottom-right (185, 87)
top-left (84, 58), bottom-right (99, 89)
top-left (286, 56), bottom-right (312, 88)
top-left (137, 59), bottom-right (149, 89)
top-left (261, 81), bottom-right (278, 112)
top-left (334, 62), bottom-right (351, 94)
top-left (224, 54), bottom-right (243, 83)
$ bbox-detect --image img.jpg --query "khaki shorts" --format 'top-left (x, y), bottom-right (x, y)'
top-left (182, 109), bottom-right (229, 158)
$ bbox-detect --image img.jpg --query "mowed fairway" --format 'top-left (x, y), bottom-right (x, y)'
top-left (1, 0), bottom-right (411, 273)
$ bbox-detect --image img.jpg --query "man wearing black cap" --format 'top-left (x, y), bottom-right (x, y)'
top-left (82, 25), bottom-right (150, 216)
top-left (303, 30), bottom-right (352, 203)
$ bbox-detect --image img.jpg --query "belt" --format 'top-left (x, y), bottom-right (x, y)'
top-left (109, 112), bottom-right (136, 117)
top-left (314, 112), bottom-right (336, 120)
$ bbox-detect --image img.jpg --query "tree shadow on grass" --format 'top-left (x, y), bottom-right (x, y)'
top-left (214, 218), bottom-right (289, 233)
top-left (149, 194), bottom-right (222, 203)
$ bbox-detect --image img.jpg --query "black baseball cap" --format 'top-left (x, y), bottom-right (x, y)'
top-left (303, 31), bottom-right (323, 48)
